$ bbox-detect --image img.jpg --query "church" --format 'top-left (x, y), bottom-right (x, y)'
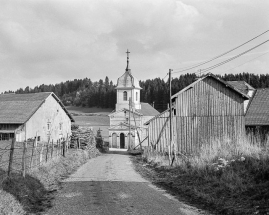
top-left (108, 50), bottom-right (159, 149)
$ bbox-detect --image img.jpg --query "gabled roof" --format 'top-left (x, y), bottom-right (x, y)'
top-left (245, 89), bottom-right (269, 126)
top-left (0, 92), bottom-right (74, 124)
top-left (227, 81), bottom-right (255, 94)
top-left (109, 103), bottom-right (159, 117)
top-left (136, 103), bottom-right (159, 116)
top-left (109, 122), bottom-right (139, 130)
top-left (171, 73), bottom-right (249, 100)
top-left (108, 108), bottom-right (142, 117)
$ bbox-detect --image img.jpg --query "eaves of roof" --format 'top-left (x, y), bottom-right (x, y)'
top-left (171, 73), bottom-right (249, 100)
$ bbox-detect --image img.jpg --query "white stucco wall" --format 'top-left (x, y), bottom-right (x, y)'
top-left (16, 95), bottom-right (72, 142)
top-left (116, 89), bottom-right (141, 110)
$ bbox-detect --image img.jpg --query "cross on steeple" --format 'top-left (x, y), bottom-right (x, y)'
top-left (126, 49), bottom-right (130, 71)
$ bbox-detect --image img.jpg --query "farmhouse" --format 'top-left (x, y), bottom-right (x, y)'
top-left (145, 73), bottom-right (249, 153)
top-left (0, 92), bottom-right (74, 142)
top-left (108, 50), bottom-right (159, 149)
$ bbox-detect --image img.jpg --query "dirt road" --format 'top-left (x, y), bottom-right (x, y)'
top-left (45, 152), bottom-right (206, 215)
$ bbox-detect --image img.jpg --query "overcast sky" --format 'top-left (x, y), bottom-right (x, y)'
top-left (0, 0), bottom-right (268, 93)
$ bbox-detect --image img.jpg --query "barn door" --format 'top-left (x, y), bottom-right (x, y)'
top-left (112, 133), bottom-right (117, 148)
top-left (120, 133), bottom-right (125, 148)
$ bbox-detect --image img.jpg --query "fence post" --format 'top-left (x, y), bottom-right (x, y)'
top-left (51, 140), bottom-right (54, 159)
top-left (46, 140), bottom-right (49, 162)
top-left (40, 142), bottom-right (44, 165)
top-left (22, 141), bottom-right (27, 178)
top-left (56, 140), bottom-right (59, 157)
top-left (63, 140), bottom-right (66, 157)
top-left (30, 138), bottom-right (36, 169)
top-left (77, 138), bottom-right (80, 150)
top-left (8, 138), bottom-right (15, 177)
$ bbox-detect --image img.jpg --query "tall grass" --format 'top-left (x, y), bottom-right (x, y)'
top-left (143, 134), bottom-right (269, 170)
top-left (0, 149), bottom-right (92, 214)
top-left (141, 134), bottom-right (269, 214)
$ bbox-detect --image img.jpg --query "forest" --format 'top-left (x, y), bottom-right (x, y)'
top-left (4, 72), bottom-right (269, 112)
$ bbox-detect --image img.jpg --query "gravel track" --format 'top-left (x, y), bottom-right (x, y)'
top-left (45, 152), bottom-right (205, 215)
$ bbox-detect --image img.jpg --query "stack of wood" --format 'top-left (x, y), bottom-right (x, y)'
top-left (71, 126), bottom-right (100, 157)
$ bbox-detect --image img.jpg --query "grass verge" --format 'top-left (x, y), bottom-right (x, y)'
top-left (0, 149), bottom-right (98, 214)
top-left (132, 138), bottom-right (269, 215)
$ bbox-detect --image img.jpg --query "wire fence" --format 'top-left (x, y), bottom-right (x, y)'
top-left (0, 137), bottom-right (76, 182)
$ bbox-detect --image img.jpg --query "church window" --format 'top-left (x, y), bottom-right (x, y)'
top-left (123, 91), bottom-right (127, 101)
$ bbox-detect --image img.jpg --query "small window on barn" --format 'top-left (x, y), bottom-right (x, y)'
top-left (173, 109), bottom-right (176, 116)
top-left (123, 91), bottom-right (127, 101)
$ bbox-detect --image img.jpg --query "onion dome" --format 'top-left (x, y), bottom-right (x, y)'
top-left (115, 49), bottom-right (142, 89)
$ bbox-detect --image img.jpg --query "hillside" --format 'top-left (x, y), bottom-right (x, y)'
top-left (3, 72), bottom-right (269, 113)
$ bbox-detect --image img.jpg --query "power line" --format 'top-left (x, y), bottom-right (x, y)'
top-left (198, 40), bottom-right (269, 74)
top-left (221, 51), bottom-right (269, 73)
top-left (172, 29), bottom-right (269, 74)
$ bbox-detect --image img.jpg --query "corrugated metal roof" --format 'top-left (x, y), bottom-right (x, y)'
top-left (0, 92), bottom-right (74, 124)
top-left (245, 89), bottom-right (269, 126)
top-left (136, 103), bottom-right (159, 116)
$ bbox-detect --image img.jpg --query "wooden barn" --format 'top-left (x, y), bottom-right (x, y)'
top-left (0, 92), bottom-right (74, 142)
top-left (145, 73), bottom-right (249, 153)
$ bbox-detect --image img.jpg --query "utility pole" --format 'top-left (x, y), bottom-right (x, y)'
top-left (129, 97), bottom-right (131, 148)
top-left (168, 69), bottom-right (173, 165)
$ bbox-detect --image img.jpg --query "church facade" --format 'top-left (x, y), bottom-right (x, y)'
top-left (108, 50), bottom-right (159, 149)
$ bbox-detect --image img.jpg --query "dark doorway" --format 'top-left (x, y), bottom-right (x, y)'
top-left (120, 133), bottom-right (125, 149)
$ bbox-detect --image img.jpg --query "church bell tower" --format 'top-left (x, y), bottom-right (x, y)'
top-left (115, 50), bottom-right (142, 111)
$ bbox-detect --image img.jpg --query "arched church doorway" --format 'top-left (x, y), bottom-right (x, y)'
top-left (120, 133), bottom-right (125, 148)
top-left (112, 133), bottom-right (117, 148)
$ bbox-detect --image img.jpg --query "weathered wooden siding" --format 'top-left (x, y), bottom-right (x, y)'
top-left (147, 110), bottom-right (171, 152)
top-left (147, 77), bottom-right (246, 153)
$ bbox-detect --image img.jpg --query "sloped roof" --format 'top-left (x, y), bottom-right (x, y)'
top-left (245, 89), bottom-right (269, 126)
top-left (171, 73), bottom-right (249, 100)
top-left (136, 103), bottom-right (159, 116)
top-left (109, 103), bottom-right (159, 117)
top-left (108, 108), bottom-right (142, 117)
top-left (109, 122), bottom-right (139, 130)
top-left (0, 92), bottom-right (74, 124)
top-left (115, 70), bottom-right (142, 89)
top-left (227, 81), bottom-right (255, 94)
top-left (144, 108), bottom-right (169, 125)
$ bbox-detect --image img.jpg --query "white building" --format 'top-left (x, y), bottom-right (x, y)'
top-left (0, 92), bottom-right (74, 142)
top-left (108, 50), bottom-right (159, 149)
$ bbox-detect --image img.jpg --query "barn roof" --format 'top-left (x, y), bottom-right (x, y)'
top-left (227, 81), bottom-right (255, 94)
top-left (0, 92), bottom-right (74, 124)
top-left (245, 89), bottom-right (269, 126)
top-left (109, 103), bottom-right (159, 117)
top-left (144, 108), bottom-right (170, 125)
top-left (171, 73), bottom-right (249, 100)
top-left (137, 103), bottom-right (159, 116)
